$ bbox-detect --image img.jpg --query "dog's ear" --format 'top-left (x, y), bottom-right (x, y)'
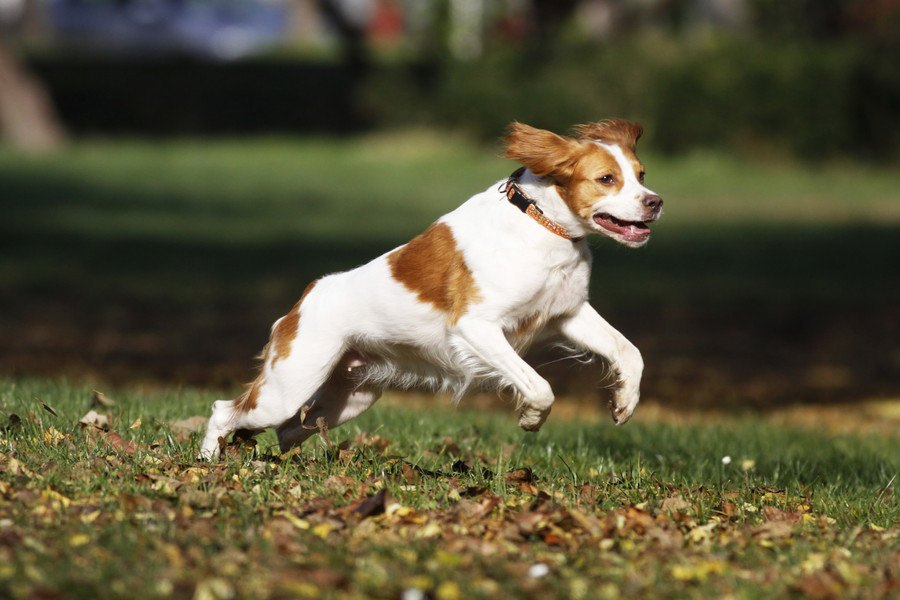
top-left (572, 119), bottom-right (643, 151)
top-left (504, 122), bottom-right (583, 181)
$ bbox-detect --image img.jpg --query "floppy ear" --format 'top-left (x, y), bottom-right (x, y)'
top-left (572, 119), bottom-right (643, 151)
top-left (503, 122), bottom-right (583, 181)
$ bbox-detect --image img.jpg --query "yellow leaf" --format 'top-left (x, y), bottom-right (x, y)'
top-left (68, 534), bottom-right (90, 547)
top-left (686, 522), bottom-right (717, 543)
top-left (129, 418), bottom-right (142, 430)
top-left (276, 512), bottom-right (310, 530)
top-left (43, 427), bottom-right (65, 446)
top-left (193, 578), bottom-right (234, 600)
top-left (312, 523), bottom-right (333, 539)
top-left (436, 581), bottom-right (461, 600)
top-left (417, 522), bottom-right (443, 539)
top-left (801, 552), bottom-right (826, 575)
top-left (671, 560), bottom-right (727, 582)
top-left (41, 488), bottom-right (71, 510)
top-left (80, 510), bottom-right (101, 524)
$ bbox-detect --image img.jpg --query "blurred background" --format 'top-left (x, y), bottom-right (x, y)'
top-left (1, 0), bottom-right (898, 415)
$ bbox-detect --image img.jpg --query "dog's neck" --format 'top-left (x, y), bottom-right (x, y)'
top-left (513, 169), bottom-right (588, 241)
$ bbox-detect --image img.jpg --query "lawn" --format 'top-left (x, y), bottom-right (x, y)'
top-left (0, 133), bottom-right (898, 598)
top-left (0, 378), bottom-right (897, 599)
top-left (1, 133), bottom-right (898, 403)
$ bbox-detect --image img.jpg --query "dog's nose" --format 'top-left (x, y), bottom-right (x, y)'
top-left (642, 194), bottom-right (663, 210)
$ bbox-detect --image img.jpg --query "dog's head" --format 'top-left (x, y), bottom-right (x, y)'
top-left (504, 119), bottom-right (663, 247)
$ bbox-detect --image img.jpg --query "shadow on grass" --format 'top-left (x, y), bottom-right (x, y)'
top-left (1, 166), bottom-right (898, 409)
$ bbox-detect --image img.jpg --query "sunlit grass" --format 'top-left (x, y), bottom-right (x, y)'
top-left (1, 378), bottom-right (896, 598)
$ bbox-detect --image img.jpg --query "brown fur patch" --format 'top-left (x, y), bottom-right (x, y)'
top-left (564, 145), bottom-right (627, 219)
top-left (572, 119), bottom-right (643, 151)
top-left (233, 279), bottom-right (319, 413)
top-left (271, 279), bottom-right (318, 365)
top-left (573, 119), bottom-right (645, 185)
top-left (233, 377), bottom-right (263, 412)
top-left (504, 122), bottom-right (585, 182)
top-left (388, 222), bottom-right (482, 324)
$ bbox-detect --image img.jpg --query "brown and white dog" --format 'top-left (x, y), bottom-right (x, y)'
top-left (200, 120), bottom-right (663, 459)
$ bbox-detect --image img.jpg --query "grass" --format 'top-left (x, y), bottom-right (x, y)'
top-left (1, 378), bottom-right (897, 599)
top-left (2, 133), bottom-right (898, 308)
top-left (1, 133), bottom-right (899, 597)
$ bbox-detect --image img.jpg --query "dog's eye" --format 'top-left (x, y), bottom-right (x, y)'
top-left (638, 171), bottom-right (646, 183)
top-left (597, 175), bottom-right (615, 185)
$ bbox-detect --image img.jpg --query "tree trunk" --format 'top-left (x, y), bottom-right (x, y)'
top-left (0, 43), bottom-right (66, 153)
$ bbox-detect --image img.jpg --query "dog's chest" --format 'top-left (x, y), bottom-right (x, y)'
top-left (508, 245), bottom-right (591, 318)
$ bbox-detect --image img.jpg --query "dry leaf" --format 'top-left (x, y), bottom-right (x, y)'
top-left (129, 418), bottom-right (142, 430)
top-left (348, 489), bottom-right (388, 519)
top-left (793, 572), bottom-right (844, 600)
top-left (40, 402), bottom-right (58, 417)
top-left (79, 410), bottom-right (109, 430)
top-left (504, 468), bottom-right (536, 484)
top-left (103, 431), bottom-right (137, 454)
top-left (660, 495), bottom-right (691, 514)
top-left (754, 520), bottom-right (795, 540)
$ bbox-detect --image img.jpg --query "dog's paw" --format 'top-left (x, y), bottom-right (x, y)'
top-left (518, 405), bottom-right (551, 432)
top-left (610, 389), bottom-right (639, 425)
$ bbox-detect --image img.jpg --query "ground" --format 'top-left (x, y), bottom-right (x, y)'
top-left (0, 378), bottom-right (897, 599)
top-left (0, 132), bottom-right (898, 598)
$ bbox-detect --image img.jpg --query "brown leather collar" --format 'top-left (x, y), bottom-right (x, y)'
top-left (500, 167), bottom-right (583, 241)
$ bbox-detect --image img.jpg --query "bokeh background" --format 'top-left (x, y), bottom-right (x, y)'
top-left (1, 0), bottom-right (898, 417)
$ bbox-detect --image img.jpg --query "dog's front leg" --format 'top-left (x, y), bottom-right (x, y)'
top-left (455, 320), bottom-right (555, 431)
top-left (557, 302), bottom-right (644, 424)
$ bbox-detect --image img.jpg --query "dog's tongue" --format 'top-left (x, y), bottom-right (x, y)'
top-left (593, 214), bottom-right (650, 241)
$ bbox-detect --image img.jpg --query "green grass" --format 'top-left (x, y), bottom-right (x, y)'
top-left (2, 132), bottom-right (897, 308)
top-left (1, 378), bottom-right (897, 599)
top-left (1, 134), bottom-right (899, 597)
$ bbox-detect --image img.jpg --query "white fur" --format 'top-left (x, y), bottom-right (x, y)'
top-left (200, 161), bottom-right (653, 459)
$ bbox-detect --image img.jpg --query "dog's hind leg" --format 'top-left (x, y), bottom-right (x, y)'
top-left (198, 327), bottom-right (347, 460)
top-left (275, 351), bottom-right (383, 453)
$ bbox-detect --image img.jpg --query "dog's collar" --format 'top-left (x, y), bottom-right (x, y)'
top-left (501, 167), bottom-right (584, 242)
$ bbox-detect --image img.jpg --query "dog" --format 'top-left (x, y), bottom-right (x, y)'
top-left (200, 119), bottom-right (663, 459)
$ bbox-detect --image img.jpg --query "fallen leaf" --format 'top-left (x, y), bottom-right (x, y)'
top-left (40, 402), bottom-right (58, 417)
top-left (504, 467), bottom-right (536, 484)
top-left (103, 431), bottom-right (138, 454)
top-left (43, 427), bottom-right (65, 445)
top-left (193, 578), bottom-right (233, 600)
top-left (764, 506), bottom-right (803, 523)
top-left (79, 410), bottom-right (109, 430)
top-left (129, 418), bottom-right (142, 430)
top-left (671, 560), bottom-right (727, 582)
top-left (792, 572), bottom-right (844, 600)
top-left (754, 520), bottom-right (795, 540)
top-left (348, 489), bottom-right (388, 519)
top-left (660, 495), bottom-right (691, 514)
top-left (91, 390), bottom-right (115, 408)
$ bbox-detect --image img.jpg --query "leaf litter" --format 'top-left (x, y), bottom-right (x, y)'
top-left (0, 390), bottom-right (896, 600)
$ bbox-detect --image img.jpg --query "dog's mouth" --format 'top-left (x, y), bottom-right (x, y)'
top-left (592, 213), bottom-right (652, 243)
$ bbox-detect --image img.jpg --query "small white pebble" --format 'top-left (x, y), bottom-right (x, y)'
top-left (401, 589), bottom-right (425, 600)
top-left (528, 563), bottom-right (550, 579)
top-left (721, 456), bottom-right (732, 465)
